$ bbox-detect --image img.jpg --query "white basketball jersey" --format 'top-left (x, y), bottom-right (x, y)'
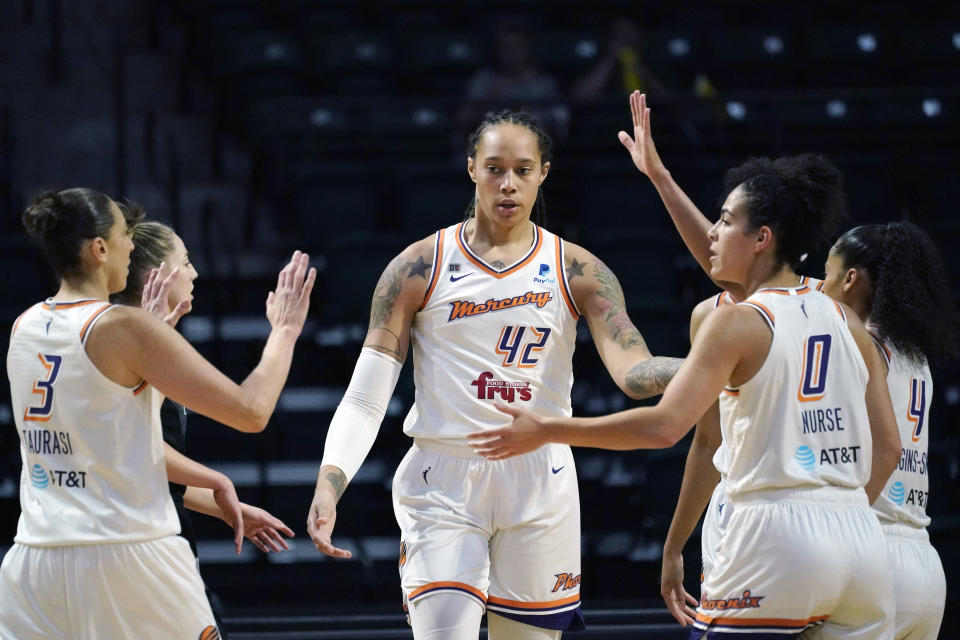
top-left (707, 276), bottom-right (824, 477)
top-left (7, 299), bottom-right (179, 545)
top-left (718, 285), bottom-right (871, 498)
top-left (869, 334), bottom-right (932, 528)
top-left (404, 222), bottom-right (579, 444)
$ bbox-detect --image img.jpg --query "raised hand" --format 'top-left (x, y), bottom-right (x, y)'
top-left (617, 91), bottom-right (668, 182)
top-left (141, 262), bottom-right (192, 326)
top-left (661, 551), bottom-right (699, 626)
top-left (467, 403), bottom-right (550, 460)
top-left (266, 251), bottom-right (317, 335)
top-left (240, 504), bottom-right (294, 553)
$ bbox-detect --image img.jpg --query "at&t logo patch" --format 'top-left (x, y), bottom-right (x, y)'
top-left (29, 463), bottom-right (49, 489)
top-left (794, 445), bottom-right (816, 471)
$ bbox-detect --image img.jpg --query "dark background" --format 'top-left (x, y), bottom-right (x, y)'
top-left (1, 0), bottom-right (958, 636)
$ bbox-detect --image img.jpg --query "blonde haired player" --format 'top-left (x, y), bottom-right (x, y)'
top-left (1, 188), bottom-right (314, 638)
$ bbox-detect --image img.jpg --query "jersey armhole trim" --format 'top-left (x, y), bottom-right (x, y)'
top-left (740, 301), bottom-right (775, 331)
top-left (556, 237), bottom-right (580, 320)
top-left (419, 230), bottom-right (445, 310)
top-left (79, 303), bottom-right (118, 344)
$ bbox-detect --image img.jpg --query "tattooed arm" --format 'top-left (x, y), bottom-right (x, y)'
top-left (308, 237), bottom-right (435, 558)
top-left (566, 242), bottom-right (683, 399)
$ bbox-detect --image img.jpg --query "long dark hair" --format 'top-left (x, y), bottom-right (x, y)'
top-left (464, 109), bottom-right (552, 227)
top-left (22, 188), bottom-right (139, 279)
top-left (832, 222), bottom-right (960, 365)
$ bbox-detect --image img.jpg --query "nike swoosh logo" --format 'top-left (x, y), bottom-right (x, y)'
top-left (449, 273), bottom-right (472, 282)
top-left (551, 466), bottom-right (564, 474)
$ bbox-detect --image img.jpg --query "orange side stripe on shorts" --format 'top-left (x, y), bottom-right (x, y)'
top-left (695, 612), bottom-right (830, 628)
top-left (408, 581), bottom-right (487, 603)
top-left (486, 593), bottom-right (580, 610)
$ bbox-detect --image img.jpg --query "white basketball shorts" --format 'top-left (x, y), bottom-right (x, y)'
top-left (692, 486), bottom-right (894, 639)
top-left (0, 536), bottom-right (219, 639)
top-left (393, 439), bottom-right (584, 631)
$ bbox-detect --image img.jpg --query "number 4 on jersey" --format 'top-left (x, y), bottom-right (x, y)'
top-left (907, 378), bottom-right (926, 442)
top-left (24, 353), bottom-right (62, 422)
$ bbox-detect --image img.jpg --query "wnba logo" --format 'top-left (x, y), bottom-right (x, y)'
top-left (29, 463), bottom-right (48, 489)
top-left (794, 446), bottom-right (816, 471)
top-left (888, 481), bottom-right (906, 506)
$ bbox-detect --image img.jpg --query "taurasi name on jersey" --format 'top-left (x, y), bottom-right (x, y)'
top-left (22, 429), bottom-right (73, 455)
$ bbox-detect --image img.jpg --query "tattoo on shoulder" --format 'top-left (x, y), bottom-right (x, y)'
top-left (593, 259), bottom-right (646, 351)
top-left (625, 357), bottom-right (684, 399)
top-left (406, 255), bottom-right (432, 279)
top-left (566, 258), bottom-right (586, 281)
top-left (325, 468), bottom-right (348, 501)
top-left (369, 255), bottom-right (406, 331)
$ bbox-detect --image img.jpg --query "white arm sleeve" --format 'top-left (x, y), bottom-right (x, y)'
top-left (319, 347), bottom-right (403, 483)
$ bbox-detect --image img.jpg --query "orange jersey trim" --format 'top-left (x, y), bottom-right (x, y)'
top-left (41, 299), bottom-right (101, 310)
top-left (455, 222), bottom-right (543, 279)
top-left (758, 285), bottom-right (810, 296)
top-left (555, 236), bottom-right (580, 320)
top-left (695, 612), bottom-right (830, 628)
top-left (722, 387), bottom-right (739, 397)
top-left (833, 300), bottom-right (847, 322)
top-left (132, 380), bottom-right (149, 396)
top-left (866, 328), bottom-right (892, 364)
top-left (486, 593), bottom-right (581, 610)
top-left (11, 310), bottom-right (28, 336)
top-left (408, 581), bottom-right (486, 603)
top-left (419, 230), bottom-right (445, 310)
top-left (79, 303), bottom-right (115, 343)
top-left (741, 301), bottom-right (775, 330)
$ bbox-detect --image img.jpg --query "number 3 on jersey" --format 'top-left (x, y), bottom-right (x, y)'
top-left (798, 334), bottom-right (832, 402)
top-left (24, 353), bottom-right (62, 422)
top-left (495, 325), bottom-right (551, 368)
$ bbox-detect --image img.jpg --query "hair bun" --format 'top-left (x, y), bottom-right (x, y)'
top-left (23, 191), bottom-right (65, 238)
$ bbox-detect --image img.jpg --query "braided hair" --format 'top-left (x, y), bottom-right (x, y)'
top-left (464, 109), bottom-right (552, 227)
